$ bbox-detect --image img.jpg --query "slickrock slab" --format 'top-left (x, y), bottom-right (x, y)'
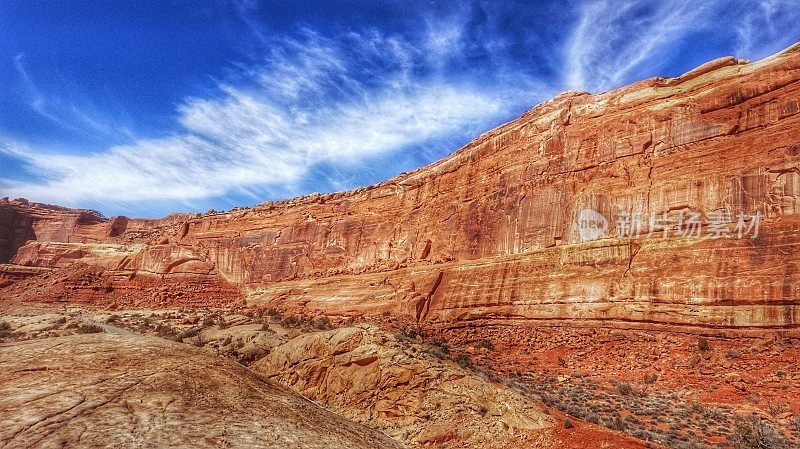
top-left (0, 333), bottom-right (402, 449)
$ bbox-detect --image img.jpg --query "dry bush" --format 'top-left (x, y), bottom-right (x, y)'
top-left (0, 320), bottom-right (15, 339)
top-left (476, 339), bottom-right (494, 351)
top-left (729, 414), bottom-right (790, 449)
top-left (76, 323), bottom-right (104, 334)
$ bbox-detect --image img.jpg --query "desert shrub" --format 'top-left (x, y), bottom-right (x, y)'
top-left (280, 315), bottom-right (302, 328)
top-left (766, 403), bottom-right (787, 417)
top-left (702, 406), bottom-right (726, 422)
top-left (193, 334), bottom-right (207, 347)
top-left (729, 414), bottom-right (790, 449)
top-left (790, 417), bottom-right (800, 435)
top-left (563, 419), bottom-right (574, 429)
top-left (697, 338), bottom-right (711, 352)
top-left (0, 320), bottom-right (14, 338)
top-left (76, 323), bottom-right (104, 334)
top-left (177, 327), bottom-right (200, 340)
top-left (312, 316), bottom-right (332, 330)
top-left (451, 352), bottom-right (474, 369)
top-left (476, 339), bottom-right (494, 351)
top-left (644, 372), bottom-right (658, 384)
top-left (617, 382), bottom-right (635, 396)
top-left (607, 416), bottom-right (626, 431)
top-left (394, 325), bottom-right (424, 342)
top-left (430, 338), bottom-right (450, 354)
top-left (427, 346), bottom-right (447, 359)
top-left (155, 323), bottom-right (176, 338)
top-left (725, 349), bottom-right (741, 359)
top-left (201, 315), bottom-right (218, 327)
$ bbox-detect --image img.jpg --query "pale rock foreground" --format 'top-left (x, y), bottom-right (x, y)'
top-left (0, 333), bottom-right (402, 449)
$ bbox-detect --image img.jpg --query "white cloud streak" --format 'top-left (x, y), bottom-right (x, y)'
top-left (2, 30), bottom-right (525, 208)
top-left (564, 0), bottom-right (800, 92)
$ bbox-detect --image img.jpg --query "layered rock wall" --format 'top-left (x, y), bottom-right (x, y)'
top-left (2, 44), bottom-right (799, 329)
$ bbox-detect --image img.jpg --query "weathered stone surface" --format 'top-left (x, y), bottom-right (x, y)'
top-left (0, 333), bottom-right (402, 449)
top-left (253, 325), bottom-right (553, 448)
top-left (2, 44), bottom-right (800, 329)
top-left (254, 327), bottom-right (555, 447)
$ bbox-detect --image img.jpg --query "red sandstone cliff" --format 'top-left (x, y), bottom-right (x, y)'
top-left (2, 43), bottom-right (799, 329)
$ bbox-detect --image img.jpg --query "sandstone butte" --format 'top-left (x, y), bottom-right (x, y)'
top-left (1, 42), bottom-right (799, 334)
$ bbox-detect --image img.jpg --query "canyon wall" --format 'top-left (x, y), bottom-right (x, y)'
top-left (2, 43), bottom-right (799, 329)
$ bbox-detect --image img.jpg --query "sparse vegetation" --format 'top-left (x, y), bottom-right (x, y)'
top-left (476, 339), bottom-right (494, 352)
top-left (0, 320), bottom-right (14, 339)
top-left (431, 338), bottom-right (450, 353)
top-left (563, 418), bottom-right (574, 429)
top-left (726, 349), bottom-right (741, 359)
top-left (312, 316), bottom-right (332, 330)
top-left (394, 324), bottom-right (425, 342)
top-left (76, 323), bottom-right (104, 334)
top-left (697, 337), bottom-right (711, 352)
top-left (729, 414), bottom-right (791, 449)
top-left (451, 352), bottom-right (474, 369)
top-left (616, 381), bottom-right (635, 396)
top-left (767, 402), bottom-right (787, 417)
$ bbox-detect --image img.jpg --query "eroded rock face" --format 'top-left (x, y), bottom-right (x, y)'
top-left (253, 325), bottom-right (553, 448)
top-left (0, 333), bottom-right (402, 449)
top-left (2, 44), bottom-right (800, 328)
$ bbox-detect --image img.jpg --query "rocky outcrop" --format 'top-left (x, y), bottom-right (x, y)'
top-left (253, 325), bottom-right (553, 448)
top-left (0, 333), bottom-right (403, 449)
top-left (2, 43), bottom-right (800, 329)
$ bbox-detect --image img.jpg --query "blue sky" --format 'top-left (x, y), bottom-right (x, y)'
top-left (1, 1), bottom-right (799, 217)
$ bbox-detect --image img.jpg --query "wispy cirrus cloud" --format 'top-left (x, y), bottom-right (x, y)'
top-left (564, 0), bottom-right (800, 92)
top-left (2, 29), bottom-right (539, 211)
top-left (12, 52), bottom-right (136, 141)
top-left (3, 1), bottom-right (798, 216)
